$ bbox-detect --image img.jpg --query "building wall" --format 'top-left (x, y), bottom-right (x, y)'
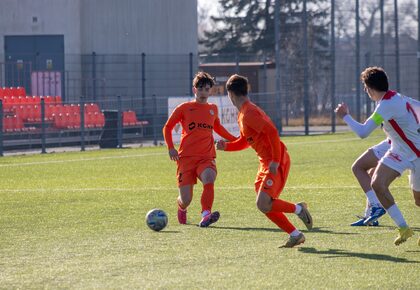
top-left (0, 0), bottom-right (198, 110)
top-left (80, 0), bottom-right (197, 55)
top-left (0, 0), bottom-right (82, 54)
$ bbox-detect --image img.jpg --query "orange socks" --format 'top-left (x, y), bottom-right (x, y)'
top-left (265, 199), bottom-right (297, 234)
top-left (201, 183), bottom-right (214, 213)
top-left (265, 211), bottom-right (296, 234)
top-left (271, 199), bottom-right (296, 213)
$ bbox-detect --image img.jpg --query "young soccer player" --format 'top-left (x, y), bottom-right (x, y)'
top-left (216, 74), bottom-right (313, 248)
top-left (335, 66), bottom-right (419, 246)
top-left (163, 72), bottom-right (237, 227)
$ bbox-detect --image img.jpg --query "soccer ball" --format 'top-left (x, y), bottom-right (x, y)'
top-left (145, 209), bottom-right (168, 231)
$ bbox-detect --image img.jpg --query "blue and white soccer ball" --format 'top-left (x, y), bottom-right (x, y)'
top-left (145, 209), bottom-right (168, 231)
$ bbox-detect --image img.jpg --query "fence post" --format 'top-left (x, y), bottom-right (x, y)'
top-left (189, 52), bottom-right (194, 97)
top-left (365, 52), bottom-right (372, 117)
top-left (274, 0), bottom-right (283, 133)
top-left (418, 0), bottom-right (420, 100)
top-left (355, 0), bottom-right (361, 122)
top-left (394, 0), bottom-right (400, 91)
top-left (117, 95), bottom-right (123, 149)
top-left (153, 94), bottom-right (157, 146)
top-left (80, 96), bottom-right (85, 151)
top-left (380, 0), bottom-right (385, 67)
top-left (41, 98), bottom-right (46, 154)
top-left (331, 0), bottom-right (336, 133)
top-left (142, 53), bottom-right (146, 114)
top-left (92, 51), bottom-right (97, 101)
top-left (0, 100), bottom-right (3, 157)
top-left (303, 0), bottom-right (310, 135)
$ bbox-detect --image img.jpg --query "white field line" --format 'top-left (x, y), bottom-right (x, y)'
top-left (0, 136), bottom-right (381, 168)
top-left (0, 185), bottom-right (410, 193)
top-left (0, 152), bottom-right (166, 168)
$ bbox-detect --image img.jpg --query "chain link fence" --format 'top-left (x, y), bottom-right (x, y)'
top-left (0, 0), bottom-right (419, 154)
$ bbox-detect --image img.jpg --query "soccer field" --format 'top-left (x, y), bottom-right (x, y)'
top-left (0, 131), bottom-right (419, 289)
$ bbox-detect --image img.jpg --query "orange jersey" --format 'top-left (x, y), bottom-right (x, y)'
top-left (163, 101), bottom-right (236, 158)
top-left (225, 101), bottom-right (284, 162)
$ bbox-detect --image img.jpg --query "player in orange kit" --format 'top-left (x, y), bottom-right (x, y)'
top-left (217, 74), bottom-right (313, 247)
top-left (163, 72), bottom-right (237, 227)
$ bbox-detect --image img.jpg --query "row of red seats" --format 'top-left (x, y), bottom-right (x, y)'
top-left (53, 112), bottom-right (105, 129)
top-left (1, 95), bottom-right (62, 109)
top-left (0, 87), bottom-right (26, 98)
top-left (122, 110), bottom-right (149, 126)
top-left (2, 105), bottom-right (145, 132)
top-left (9, 103), bottom-right (101, 123)
top-left (2, 112), bottom-right (106, 131)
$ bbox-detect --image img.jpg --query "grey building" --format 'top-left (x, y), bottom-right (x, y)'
top-left (0, 0), bottom-right (198, 113)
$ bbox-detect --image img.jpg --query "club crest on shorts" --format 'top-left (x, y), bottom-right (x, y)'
top-left (266, 179), bottom-right (273, 187)
top-left (209, 109), bottom-right (214, 115)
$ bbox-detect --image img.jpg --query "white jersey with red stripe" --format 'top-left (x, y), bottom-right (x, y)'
top-left (372, 91), bottom-right (420, 161)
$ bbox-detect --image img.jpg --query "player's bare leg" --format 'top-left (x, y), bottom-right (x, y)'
top-left (177, 184), bottom-right (193, 224)
top-left (372, 164), bottom-right (413, 245)
top-left (351, 149), bottom-right (384, 226)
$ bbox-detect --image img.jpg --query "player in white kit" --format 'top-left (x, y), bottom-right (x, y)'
top-left (350, 97), bottom-right (420, 227)
top-left (336, 67), bottom-right (419, 246)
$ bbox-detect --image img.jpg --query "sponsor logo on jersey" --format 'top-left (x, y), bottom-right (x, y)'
top-left (266, 179), bottom-right (273, 187)
top-left (188, 122), bottom-right (213, 130)
top-left (209, 109), bottom-right (214, 115)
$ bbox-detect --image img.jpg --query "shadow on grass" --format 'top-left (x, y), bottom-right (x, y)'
top-left (310, 227), bottom-right (359, 235)
top-left (209, 226), bottom-right (359, 235)
top-left (211, 226), bottom-right (280, 233)
top-left (298, 247), bottom-right (420, 264)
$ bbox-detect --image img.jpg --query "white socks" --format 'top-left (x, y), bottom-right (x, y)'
top-left (387, 204), bottom-right (408, 228)
top-left (294, 204), bottom-right (302, 215)
top-left (290, 229), bottom-right (301, 237)
top-left (365, 190), bottom-right (382, 207)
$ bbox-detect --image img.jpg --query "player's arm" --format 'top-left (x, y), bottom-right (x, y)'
top-left (217, 134), bottom-right (249, 151)
top-left (335, 103), bottom-right (379, 138)
top-left (213, 117), bottom-right (237, 142)
top-left (163, 107), bottom-right (182, 161)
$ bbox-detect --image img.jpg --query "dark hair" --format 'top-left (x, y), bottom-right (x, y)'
top-left (360, 66), bottom-right (389, 92)
top-left (193, 71), bottom-right (215, 88)
top-left (226, 74), bottom-right (248, 96)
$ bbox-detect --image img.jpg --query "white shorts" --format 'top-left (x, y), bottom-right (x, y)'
top-left (379, 151), bottom-right (420, 191)
top-left (370, 140), bottom-right (391, 160)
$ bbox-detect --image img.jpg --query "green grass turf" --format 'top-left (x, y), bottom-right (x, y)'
top-left (0, 131), bottom-right (419, 289)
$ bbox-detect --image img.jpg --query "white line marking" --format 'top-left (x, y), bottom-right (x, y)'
top-left (0, 136), bottom-right (383, 168)
top-left (0, 185), bottom-right (410, 193)
top-left (0, 153), bottom-right (166, 168)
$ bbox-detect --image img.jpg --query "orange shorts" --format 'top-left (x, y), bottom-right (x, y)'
top-left (254, 151), bottom-right (291, 199)
top-left (176, 156), bottom-right (217, 187)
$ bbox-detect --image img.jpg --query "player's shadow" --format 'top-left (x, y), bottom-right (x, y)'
top-left (308, 227), bottom-right (359, 235)
top-left (298, 247), bottom-right (420, 264)
top-left (210, 226), bottom-right (358, 235)
top-left (210, 226), bottom-right (281, 233)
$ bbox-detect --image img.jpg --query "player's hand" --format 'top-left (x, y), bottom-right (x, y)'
top-left (334, 103), bottom-right (349, 119)
top-left (168, 148), bottom-right (179, 161)
top-left (268, 161), bottom-right (279, 175)
top-left (216, 140), bottom-right (226, 150)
